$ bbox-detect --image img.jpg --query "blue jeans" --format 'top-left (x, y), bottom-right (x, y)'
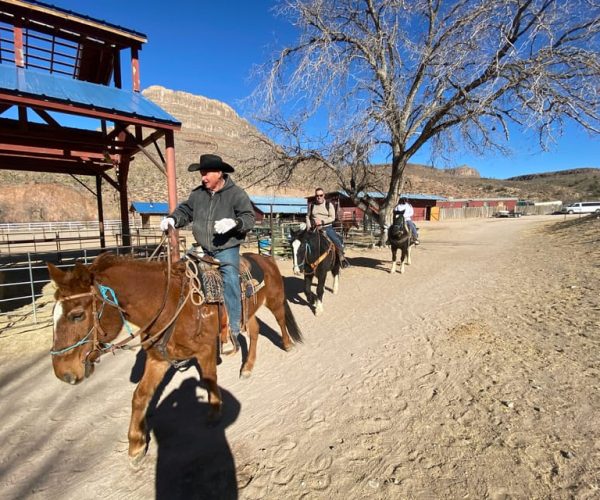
top-left (206, 246), bottom-right (241, 335)
top-left (407, 220), bottom-right (418, 240)
top-left (324, 225), bottom-right (344, 253)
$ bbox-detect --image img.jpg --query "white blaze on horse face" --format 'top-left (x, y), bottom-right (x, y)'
top-left (291, 239), bottom-right (301, 274)
top-left (53, 301), bottom-right (64, 339)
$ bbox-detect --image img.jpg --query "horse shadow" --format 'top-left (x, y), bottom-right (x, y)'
top-left (143, 367), bottom-right (241, 500)
top-left (349, 255), bottom-right (396, 273)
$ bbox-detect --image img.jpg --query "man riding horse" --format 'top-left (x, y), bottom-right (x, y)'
top-left (160, 154), bottom-right (255, 355)
top-left (308, 188), bottom-right (350, 268)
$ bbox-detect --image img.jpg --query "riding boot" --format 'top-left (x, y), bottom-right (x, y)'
top-left (338, 249), bottom-right (350, 269)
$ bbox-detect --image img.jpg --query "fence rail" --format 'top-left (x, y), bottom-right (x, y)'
top-left (0, 219), bottom-right (384, 331)
top-left (0, 219), bottom-right (126, 233)
top-left (0, 239), bottom-right (189, 331)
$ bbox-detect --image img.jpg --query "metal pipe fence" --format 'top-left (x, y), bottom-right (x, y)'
top-left (0, 242), bottom-right (178, 331)
top-left (0, 219), bottom-right (382, 332)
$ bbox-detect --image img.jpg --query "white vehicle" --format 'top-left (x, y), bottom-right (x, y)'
top-left (562, 201), bottom-right (600, 214)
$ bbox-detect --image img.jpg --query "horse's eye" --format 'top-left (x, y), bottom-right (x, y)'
top-left (67, 307), bottom-right (86, 323)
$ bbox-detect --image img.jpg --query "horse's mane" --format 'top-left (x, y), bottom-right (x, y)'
top-left (90, 253), bottom-right (171, 274)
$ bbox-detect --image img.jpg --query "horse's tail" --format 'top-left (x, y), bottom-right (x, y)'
top-left (284, 300), bottom-right (303, 343)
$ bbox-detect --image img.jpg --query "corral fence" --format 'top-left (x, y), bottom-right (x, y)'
top-left (0, 219), bottom-right (169, 255)
top-left (0, 222), bottom-right (187, 328)
top-left (248, 220), bottom-right (382, 258)
top-left (438, 202), bottom-right (562, 220)
top-left (0, 218), bottom-right (384, 329)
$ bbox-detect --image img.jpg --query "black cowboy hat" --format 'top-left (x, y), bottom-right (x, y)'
top-left (188, 154), bottom-right (234, 173)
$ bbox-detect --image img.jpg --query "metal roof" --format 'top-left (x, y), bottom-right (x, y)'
top-left (254, 204), bottom-right (307, 215)
top-left (130, 201), bottom-right (169, 214)
top-left (250, 195), bottom-right (308, 206)
top-left (2, 0), bottom-right (147, 44)
top-left (0, 65), bottom-right (180, 126)
top-left (337, 191), bottom-right (447, 201)
top-left (250, 196), bottom-right (308, 215)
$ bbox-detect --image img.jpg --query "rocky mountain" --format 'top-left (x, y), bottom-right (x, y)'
top-left (0, 85), bottom-right (598, 222)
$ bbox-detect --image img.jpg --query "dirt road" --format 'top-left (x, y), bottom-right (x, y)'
top-left (1, 215), bottom-right (598, 499)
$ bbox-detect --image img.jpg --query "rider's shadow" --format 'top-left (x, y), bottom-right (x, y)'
top-left (283, 275), bottom-right (310, 306)
top-left (147, 375), bottom-right (241, 500)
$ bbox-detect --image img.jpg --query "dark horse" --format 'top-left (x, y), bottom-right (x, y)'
top-left (290, 223), bottom-right (341, 316)
top-left (388, 211), bottom-right (415, 274)
top-left (47, 252), bottom-right (302, 466)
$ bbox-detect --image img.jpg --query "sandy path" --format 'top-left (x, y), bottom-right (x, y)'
top-left (0, 215), bottom-right (598, 499)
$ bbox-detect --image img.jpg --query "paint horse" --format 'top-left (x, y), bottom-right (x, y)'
top-left (48, 252), bottom-right (302, 466)
top-left (388, 211), bottom-right (415, 274)
top-left (290, 223), bottom-right (341, 316)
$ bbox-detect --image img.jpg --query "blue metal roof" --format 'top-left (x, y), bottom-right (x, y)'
top-left (0, 66), bottom-right (180, 126)
top-left (338, 190), bottom-right (447, 201)
top-left (250, 195), bottom-right (307, 206)
top-left (250, 196), bottom-right (307, 215)
top-left (254, 204), bottom-right (307, 215)
top-left (29, 0), bottom-right (147, 41)
top-left (130, 202), bottom-right (169, 214)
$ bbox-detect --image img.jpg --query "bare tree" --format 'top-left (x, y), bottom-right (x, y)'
top-left (252, 0), bottom-right (600, 229)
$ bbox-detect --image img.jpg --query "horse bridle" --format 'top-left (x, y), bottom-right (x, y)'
top-left (302, 228), bottom-right (335, 273)
top-left (50, 239), bottom-right (196, 372)
top-left (50, 286), bottom-right (118, 376)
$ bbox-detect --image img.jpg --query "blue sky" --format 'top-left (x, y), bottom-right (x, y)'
top-left (50, 0), bottom-right (599, 180)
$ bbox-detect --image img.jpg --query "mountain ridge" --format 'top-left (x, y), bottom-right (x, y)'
top-left (0, 86), bottom-right (598, 222)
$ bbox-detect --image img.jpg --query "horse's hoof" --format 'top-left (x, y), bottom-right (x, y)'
top-left (240, 369), bottom-right (252, 379)
top-left (129, 450), bottom-right (147, 470)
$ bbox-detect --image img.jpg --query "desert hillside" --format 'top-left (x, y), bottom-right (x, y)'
top-left (0, 85), bottom-right (598, 222)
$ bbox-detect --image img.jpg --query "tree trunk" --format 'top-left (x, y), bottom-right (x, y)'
top-left (376, 152), bottom-right (408, 245)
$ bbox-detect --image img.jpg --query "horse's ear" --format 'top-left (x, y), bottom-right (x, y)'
top-left (73, 261), bottom-right (93, 287)
top-left (47, 263), bottom-right (66, 287)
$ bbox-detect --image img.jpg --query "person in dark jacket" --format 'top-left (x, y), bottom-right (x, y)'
top-left (160, 154), bottom-right (255, 355)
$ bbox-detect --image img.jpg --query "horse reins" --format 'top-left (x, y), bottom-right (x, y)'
top-left (51, 232), bottom-right (201, 370)
top-left (304, 228), bottom-right (335, 273)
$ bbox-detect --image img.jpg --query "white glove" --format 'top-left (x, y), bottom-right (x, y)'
top-left (214, 218), bottom-right (237, 234)
top-left (160, 217), bottom-right (175, 232)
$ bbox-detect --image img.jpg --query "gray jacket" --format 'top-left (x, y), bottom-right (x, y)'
top-left (170, 176), bottom-right (255, 252)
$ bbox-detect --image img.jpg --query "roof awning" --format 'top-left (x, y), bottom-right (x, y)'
top-left (0, 65), bottom-right (181, 129)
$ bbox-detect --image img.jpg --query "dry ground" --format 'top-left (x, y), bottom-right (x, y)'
top-left (0, 214), bottom-right (598, 499)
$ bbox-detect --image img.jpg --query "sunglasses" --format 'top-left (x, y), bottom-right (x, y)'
top-left (315, 194), bottom-right (324, 198)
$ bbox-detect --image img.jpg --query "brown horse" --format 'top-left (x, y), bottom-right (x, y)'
top-left (340, 215), bottom-right (360, 239)
top-left (48, 251), bottom-right (302, 466)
